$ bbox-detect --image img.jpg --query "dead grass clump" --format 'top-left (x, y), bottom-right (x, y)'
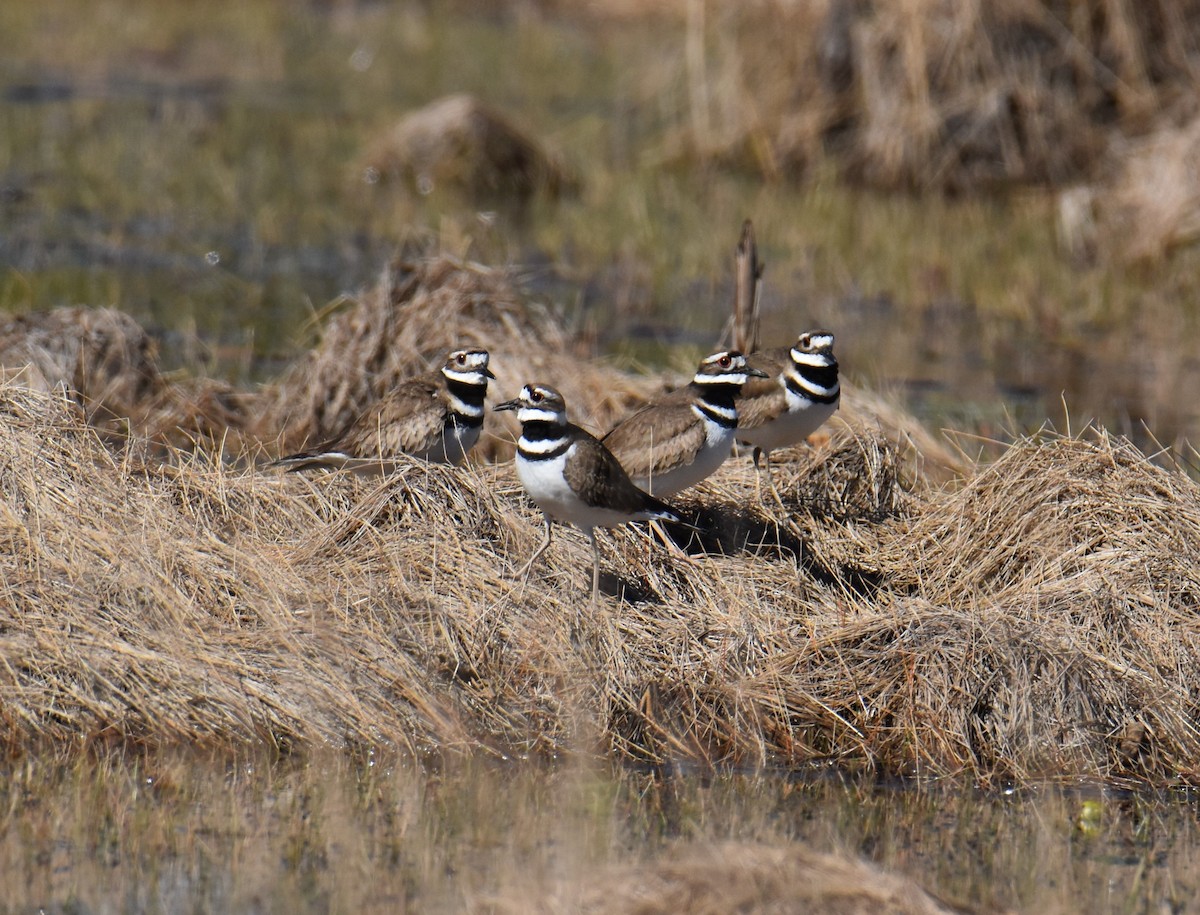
top-left (0, 383), bottom-right (469, 754)
top-left (362, 94), bottom-right (576, 203)
top-left (5, 338), bottom-right (1200, 784)
top-left (252, 253), bottom-right (670, 462)
top-left (510, 840), bottom-right (962, 915)
top-left (0, 306), bottom-right (255, 454)
top-left (0, 306), bottom-right (164, 432)
top-left (1095, 116), bottom-right (1200, 262)
top-left (857, 431), bottom-right (1200, 780)
top-left (655, 0), bottom-right (1200, 192)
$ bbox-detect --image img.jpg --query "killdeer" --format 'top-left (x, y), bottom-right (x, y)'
top-left (274, 348), bottom-right (494, 473)
top-left (494, 383), bottom-right (678, 606)
top-left (736, 331), bottom-right (840, 499)
top-left (601, 350), bottom-right (768, 497)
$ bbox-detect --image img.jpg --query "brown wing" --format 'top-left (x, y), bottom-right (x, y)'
top-left (747, 346), bottom-right (790, 379)
top-left (736, 347), bottom-right (789, 432)
top-left (327, 372), bottom-right (448, 458)
top-left (564, 427), bottom-right (659, 515)
top-left (602, 399), bottom-right (708, 480)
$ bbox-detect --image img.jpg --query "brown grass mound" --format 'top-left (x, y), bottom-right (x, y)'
top-left (501, 840), bottom-right (966, 915)
top-left (252, 253), bottom-right (651, 462)
top-left (1097, 116), bottom-right (1200, 262)
top-left (0, 306), bottom-right (164, 430)
top-left (2, 377), bottom-right (1199, 785)
top-left (0, 305), bottom-right (254, 453)
top-left (642, 0), bottom-right (1200, 192)
top-left (362, 93), bottom-right (576, 203)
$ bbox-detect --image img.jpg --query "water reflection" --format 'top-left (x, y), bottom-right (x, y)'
top-left (2, 751), bottom-right (1196, 913)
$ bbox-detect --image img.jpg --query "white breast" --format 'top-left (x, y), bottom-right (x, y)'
top-left (441, 421), bottom-right (481, 465)
top-left (633, 420), bottom-right (736, 498)
top-left (517, 444), bottom-right (650, 531)
top-left (738, 385), bottom-right (838, 452)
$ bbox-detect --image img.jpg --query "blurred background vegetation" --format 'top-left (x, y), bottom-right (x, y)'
top-left (2, 0), bottom-right (1200, 451)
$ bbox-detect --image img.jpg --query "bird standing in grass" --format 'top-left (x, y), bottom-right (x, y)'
top-left (736, 331), bottom-right (840, 502)
top-left (495, 382), bottom-right (678, 608)
top-left (601, 350), bottom-right (768, 497)
top-left (273, 348), bottom-right (494, 474)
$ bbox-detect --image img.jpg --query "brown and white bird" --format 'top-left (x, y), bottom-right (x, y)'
top-left (274, 348), bottom-right (494, 473)
top-left (495, 383), bottom-right (678, 606)
top-left (601, 350), bottom-right (768, 497)
top-left (736, 330), bottom-right (840, 498)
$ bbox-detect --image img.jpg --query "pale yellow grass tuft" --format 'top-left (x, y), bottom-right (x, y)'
top-left (0, 374), bottom-right (1198, 785)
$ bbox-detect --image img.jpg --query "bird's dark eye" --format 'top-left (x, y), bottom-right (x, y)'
top-left (457, 353), bottom-right (467, 364)
top-left (531, 390), bottom-right (543, 402)
top-left (719, 355), bottom-right (731, 368)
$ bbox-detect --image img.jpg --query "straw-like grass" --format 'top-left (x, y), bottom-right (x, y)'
top-left (362, 93), bottom-right (577, 203)
top-left (0, 305), bottom-right (254, 455)
top-left (0, 256), bottom-right (1196, 784)
top-left (633, 0), bottom-right (1200, 193)
top-left (1097, 115), bottom-right (1200, 262)
top-left (2, 368), bottom-right (1199, 785)
top-left (495, 840), bottom-right (963, 915)
top-left (252, 254), bottom-right (651, 463)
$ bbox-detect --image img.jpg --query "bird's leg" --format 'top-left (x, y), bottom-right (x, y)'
top-left (643, 518), bottom-right (701, 567)
top-left (589, 529), bottom-right (601, 610)
top-left (752, 447), bottom-right (786, 510)
top-left (764, 450), bottom-right (787, 511)
top-left (515, 514), bottom-right (553, 583)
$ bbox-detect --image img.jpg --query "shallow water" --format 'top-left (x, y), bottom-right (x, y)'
top-left (2, 0), bottom-right (1200, 448)
top-left (3, 6), bottom-right (1200, 908)
top-left (2, 752), bottom-right (1198, 914)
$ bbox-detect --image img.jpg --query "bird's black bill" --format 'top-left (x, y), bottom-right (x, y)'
top-left (494, 399), bottom-right (520, 412)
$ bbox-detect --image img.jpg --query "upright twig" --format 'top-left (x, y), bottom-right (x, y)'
top-left (733, 219), bottom-right (763, 354)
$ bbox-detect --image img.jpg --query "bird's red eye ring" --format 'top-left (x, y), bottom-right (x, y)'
top-left (530, 389), bottom-right (543, 402)
top-left (719, 355), bottom-right (732, 368)
top-left (457, 353), bottom-right (467, 364)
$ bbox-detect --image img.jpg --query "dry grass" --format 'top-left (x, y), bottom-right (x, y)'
top-left (1095, 115), bottom-right (1200, 262)
top-left (0, 256), bottom-right (1197, 785)
top-left (1, 372), bottom-right (1198, 784)
top-left (602, 0), bottom-right (1200, 193)
top-left (362, 93), bottom-right (577, 203)
top-left (0, 306), bottom-right (254, 455)
top-left (499, 840), bottom-right (969, 915)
